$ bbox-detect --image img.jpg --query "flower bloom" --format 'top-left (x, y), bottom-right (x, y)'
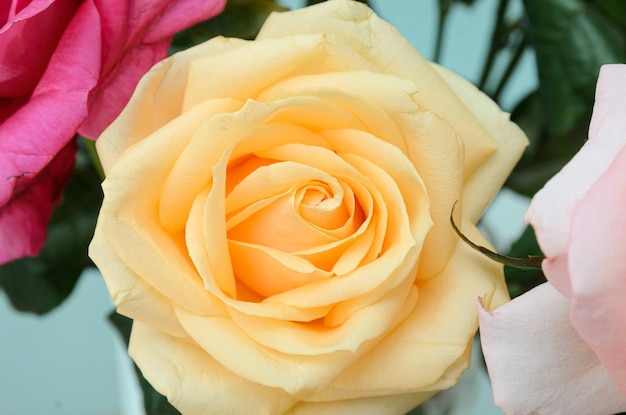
top-left (0, 0), bottom-right (226, 264)
top-left (479, 64), bottom-right (626, 414)
top-left (90, 1), bottom-right (527, 413)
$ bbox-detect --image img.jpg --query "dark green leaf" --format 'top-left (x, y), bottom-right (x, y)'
top-left (524, 0), bottom-right (626, 136)
top-left (0, 140), bottom-right (102, 314)
top-left (506, 90), bottom-right (556, 196)
top-left (406, 403), bottom-right (427, 414)
top-left (597, 0), bottom-right (626, 29)
top-left (504, 225), bottom-right (547, 298)
top-left (109, 311), bottom-right (133, 345)
top-left (109, 312), bottom-right (182, 415)
top-left (172, 0), bottom-right (287, 49)
top-left (509, 91), bottom-right (546, 160)
top-left (506, 90), bottom-right (590, 196)
top-left (506, 159), bottom-right (568, 196)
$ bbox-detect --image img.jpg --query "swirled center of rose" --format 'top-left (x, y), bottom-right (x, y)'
top-left (298, 182), bottom-right (349, 229)
top-left (225, 154), bottom-right (369, 299)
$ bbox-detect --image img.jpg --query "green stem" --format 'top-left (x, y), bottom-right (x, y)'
top-left (80, 136), bottom-right (105, 180)
top-left (478, 0), bottom-right (510, 91)
top-left (434, 3), bottom-right (450, 63)
top-left (450, 202), bottom-right (544, 270)
top-left (493, 33), bottom-right (528, 102)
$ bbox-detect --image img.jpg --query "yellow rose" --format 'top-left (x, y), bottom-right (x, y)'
top-left (89, 0), bottom-right (527, 413)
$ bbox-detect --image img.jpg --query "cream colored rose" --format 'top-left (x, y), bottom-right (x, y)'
top-left (89, 1), bottom-right (527, 413)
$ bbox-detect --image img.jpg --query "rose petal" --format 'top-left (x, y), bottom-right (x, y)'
top-left (526, 65), bottom-right (626, 297)
top-left (174, 304), bottom-right (357, 394)
top-left (0, 0), bottom-right (101, 264)
top-left (79, 0), bottom-right (227, 138)
top-left (316, 220), bottom-right (507, 401)
top-left (262, 20), bottom-right (473, 280)
top-left (129, 321), bottom-right (297, 415)
top-left (94, 37), bottom-right (248, 172)
top-left (163, 37), bottom-right (461, 279)
top-left (0, 140), bottom-right (76, 262)
top-left (569, 145), bottom-right (626, 395)
top-left (78, 39), bottom-right (171, 138)
top-left (479, 283), bottom-right (626, 415)
top-left (224, 275), bottom-right (417, 356)
top-left (94, 102), bottom-right (224, 315)
top-left (257, 1), bottom-right (499, 181)
top-left (89, 225), bottom-right (188, 337)
top-left (287, 392), bottom-right (433, 415)
top-left (431, 63), bottom-right (528, 222)
top-left (142, 0), bottom-right (226, 42)
top-left (227, 161), bottom-right (350, 252)
top-left (0, 0), bottom-right (101, 208)
top-left (0, 0), bottom-right (79, 97)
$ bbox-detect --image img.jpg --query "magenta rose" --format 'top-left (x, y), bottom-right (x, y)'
top-left (479, 64), bottom-right (626, 414)
top-left (0, 0), bottom-right (226, 264)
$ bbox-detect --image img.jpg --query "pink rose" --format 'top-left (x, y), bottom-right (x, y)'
top-left (0, 0), bottom-right (226, 264)
top-left (479, 64), bottom-right (626, 414)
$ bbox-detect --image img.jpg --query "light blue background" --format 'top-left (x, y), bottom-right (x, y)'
top-left (0, 1), bottom-right (535, 414)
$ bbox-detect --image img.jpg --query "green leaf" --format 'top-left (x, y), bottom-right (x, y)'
top-left (506, 89), bottom-right (592, 196)
top-left (507, 0), bottom-right (624, 195)
top-left (506, 87), bottom-right (591, 197)
top-left (597, 0), bottom-right (626, 29)
top-left (504, 225), bottom-right (547, 298)
top-left (524, 0), bottom-right (626, 136)
top-left (509, 91), bottom-right (546, 161)
top-left (0, 140), bottom-right (102, 314)
top-left (109, 312), bottom-right (182, 415)
top-left (172, 0), bottom-right (287, 50)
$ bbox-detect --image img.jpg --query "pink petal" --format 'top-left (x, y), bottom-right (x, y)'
top-left (1, 0), bottom-right (226, 262)
top-left (79, 0), bottom-right (227, 138)
top-left (588, 65), bottom-right (626, 140)
top-left (0, 0), bottom-right (80, 97)
top-left (79, 39), bottom-right (171, 138)
top-left (479, 283), bottom-right (626, 415)
top-left (526, 65), bottom-right (626, 298)
top-left (142, 0), bottom-right (227, 42)
top-left (0, 0), bottom-right (100, 263)
top-left (569, 145), bottom-right (626, 395)
top-left (0, 140), bottom-right (76, 263)
top-left (0, 0), bottom-right (100, 203)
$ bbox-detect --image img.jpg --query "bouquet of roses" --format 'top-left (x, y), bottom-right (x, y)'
top-left (1, 1), bottom-right (624, 414)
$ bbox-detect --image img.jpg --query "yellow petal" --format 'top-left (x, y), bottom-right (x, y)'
top-left (227, 275), bottom-right (417, 355)
top-left (97, 37), bottom-right (247, 171)
top-left (174, 306), bottom-right (356, 394)
top-left (229, 240), bottom-right (333, 297)
top-left (287, 392), bottom-right (435, 415)
top-left (129, 321), bottom-right (297, 415)
top-left (258, 0), bottom-right (497, 176)
top-left (321, 220), bottom-right (507, 398)
top-left (259, 70), bottom-right (459, 279)
top-left (89, 227), bottom-right (187, 337)
top-left (432, 63), bottom-right (528, 222)
top-left (185, 34), bottom-right (332, 109)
